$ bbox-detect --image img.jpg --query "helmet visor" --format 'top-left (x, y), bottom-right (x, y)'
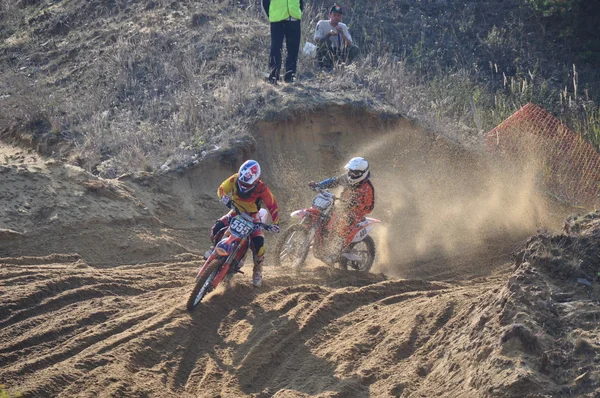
top-left (237, 179), bottom-right (255, 193)
top-left (348, 169), bottom-right (364, 179)
top-left (238, 179), bottom-right (254, 188)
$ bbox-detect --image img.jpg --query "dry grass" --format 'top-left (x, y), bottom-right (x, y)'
top-left (0, 0), bottom-right (599, 176)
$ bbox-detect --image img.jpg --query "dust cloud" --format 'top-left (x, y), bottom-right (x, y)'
top-left (366, 134), bottom-right (552, 278)
top-left (1, 111), bottom-right (592, 398)
top-left (253, 108), bottom-right (560, 279)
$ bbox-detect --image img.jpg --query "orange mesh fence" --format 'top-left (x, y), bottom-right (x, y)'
top-left (486, 103), bottom-right (600, 207)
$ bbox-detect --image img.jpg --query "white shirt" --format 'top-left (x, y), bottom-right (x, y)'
top-left (314, 20), bottom-right (352, 48)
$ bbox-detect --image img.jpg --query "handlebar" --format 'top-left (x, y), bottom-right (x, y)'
top-left (310, 185), bottom-right (342, 202)
top-left (225, 199), bottom-right (277, 233)
top-left (256, 222), bottom-right (275, 232)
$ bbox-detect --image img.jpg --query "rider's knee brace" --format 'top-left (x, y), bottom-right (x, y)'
top-left (252, 236), bottom-right (265, 267)
top-left (211, 220), bottom-right (227, 244)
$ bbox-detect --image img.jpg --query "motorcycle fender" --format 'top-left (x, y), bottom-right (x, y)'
top-left (350, 225), bottom-right (374, 243)
top-left (350, 218), bottom-right (381, 243)
top-left (290, 210), bottom-right (306, 219)
top-left (291, 208), bottom-right (320, 219)
top-left (215, 236), bottom-right (237, 256)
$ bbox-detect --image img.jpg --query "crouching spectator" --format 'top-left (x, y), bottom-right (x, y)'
top-left (314, 4), bottom-right (359, 68)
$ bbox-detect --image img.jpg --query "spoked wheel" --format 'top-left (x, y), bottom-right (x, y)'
top-left (186, 259), bottom-right (220, 311)
top-left (340, 235), bottom-right (375, 272)
top-left (274, 224), bottom-right (311, 268)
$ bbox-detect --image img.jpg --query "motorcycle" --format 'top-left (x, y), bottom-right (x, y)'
top-left (274, 188), bottom-right (380, 272)
top-left (186, 201), bottom-right (275, 311)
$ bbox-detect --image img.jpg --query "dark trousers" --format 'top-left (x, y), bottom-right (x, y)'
top-left (269, 20), bottom-right (301, 83)
top-left (317, 41), bottom-right (360, 68)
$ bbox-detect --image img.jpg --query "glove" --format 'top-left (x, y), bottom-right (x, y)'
top-left (270, 224), bottom-right (280, 233)
top-left (221, 195), bottom-right (232, 209)
top-left (308, 181), bottom-right (319, 190)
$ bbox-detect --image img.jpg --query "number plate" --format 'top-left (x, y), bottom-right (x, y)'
top-left (229, 216), bottom-right (255, 237)
top-left (312, 194), bottom-right (333, 211)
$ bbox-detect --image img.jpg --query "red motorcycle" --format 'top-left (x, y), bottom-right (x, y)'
top-left (274, 188), bottom-right (380, 272)
top-left (186, 202), bottom-right (275, 311)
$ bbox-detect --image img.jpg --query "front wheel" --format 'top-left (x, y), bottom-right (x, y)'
top-left (186, 259), bottom-right (221, 311)
top-left (341, 235), bottom-right (376, 272)
top-left (274, 224), bottom-right (311, 268)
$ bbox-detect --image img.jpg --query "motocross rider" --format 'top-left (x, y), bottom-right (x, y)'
top-left (308, 157), bottom-right (374, 266)
top-left (209, 160), bottom-right (280, 287)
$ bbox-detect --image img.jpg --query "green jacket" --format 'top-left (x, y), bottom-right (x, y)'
top-left (262, 0), bottom-right (303, 22)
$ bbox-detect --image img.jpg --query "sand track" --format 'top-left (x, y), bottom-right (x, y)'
top-left (1, 254), bottom-right (500, 397)
top-left (2, 106), bottom-right (591, 397)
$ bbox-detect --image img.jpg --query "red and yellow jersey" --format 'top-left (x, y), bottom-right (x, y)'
top-left (217, 173), bottom-right (280, 224)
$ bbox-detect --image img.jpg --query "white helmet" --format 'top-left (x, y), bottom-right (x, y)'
top-left (237, 160), bottom-right (261, 194)
top-left (344, 157), bottom-right (369, 185)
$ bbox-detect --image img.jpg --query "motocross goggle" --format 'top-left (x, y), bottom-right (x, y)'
top-left (348, 169), bottom-right (365, 178)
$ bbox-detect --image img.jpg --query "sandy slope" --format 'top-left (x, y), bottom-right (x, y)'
top-left (0, 253), bottom-right (492, 397)
top-left (2, 232), bottom-right (598, 398)
top-left (0, 140), bottom-right (212, 266)
top-left (2, 109), bottom-right (598, 397)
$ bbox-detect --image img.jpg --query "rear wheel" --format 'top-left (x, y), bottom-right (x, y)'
top-left (341, 235), bottom-right (375, 272)
top-left (186, 259), bottom-right (221, 311)
top-left (274, 224), bottom-right (311, 268)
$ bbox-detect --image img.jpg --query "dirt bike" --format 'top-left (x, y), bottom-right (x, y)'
top-left (186, 201), bottom-right (275, 311)
top-left (274, 188), bottom-right (380, 272)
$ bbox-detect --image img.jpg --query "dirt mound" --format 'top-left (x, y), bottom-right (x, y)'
top-left (3, 214), bottom-right (597, 397)
top-left (0, 103), bottom-right (585, 397)
top-left (405, 212), bottom-right (600, 398)
top-left (0, 252), bottom-right (463, 397)
top-left (0, 142), bottom-right (196, 265)
top-left (0, 0), bottom-right (595, 395)
top-left (2, 105), bottom-right (564, 272)
top-left (251, 105), bottom-right (566, 279)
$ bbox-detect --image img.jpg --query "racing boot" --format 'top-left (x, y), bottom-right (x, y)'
top-left (252, 253), bottom-right (264, 287)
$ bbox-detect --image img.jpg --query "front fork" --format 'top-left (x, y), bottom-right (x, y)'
top-left (211, 239), bottom-right (247, 287)
top-left (311, 216), bottom-right (350, 259)
top-left (302, 217), bottom-right (324, 258)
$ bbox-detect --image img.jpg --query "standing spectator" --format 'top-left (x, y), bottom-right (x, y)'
top-left (314, 4), bottom-right (360, 68)
top-left (262, 0), bottom-right (304, 84)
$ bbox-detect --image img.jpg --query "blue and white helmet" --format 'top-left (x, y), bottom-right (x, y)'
top-left (237, 160), bottom-right (261, 193)
top-left (344, 157), bottom-right (369, 185)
